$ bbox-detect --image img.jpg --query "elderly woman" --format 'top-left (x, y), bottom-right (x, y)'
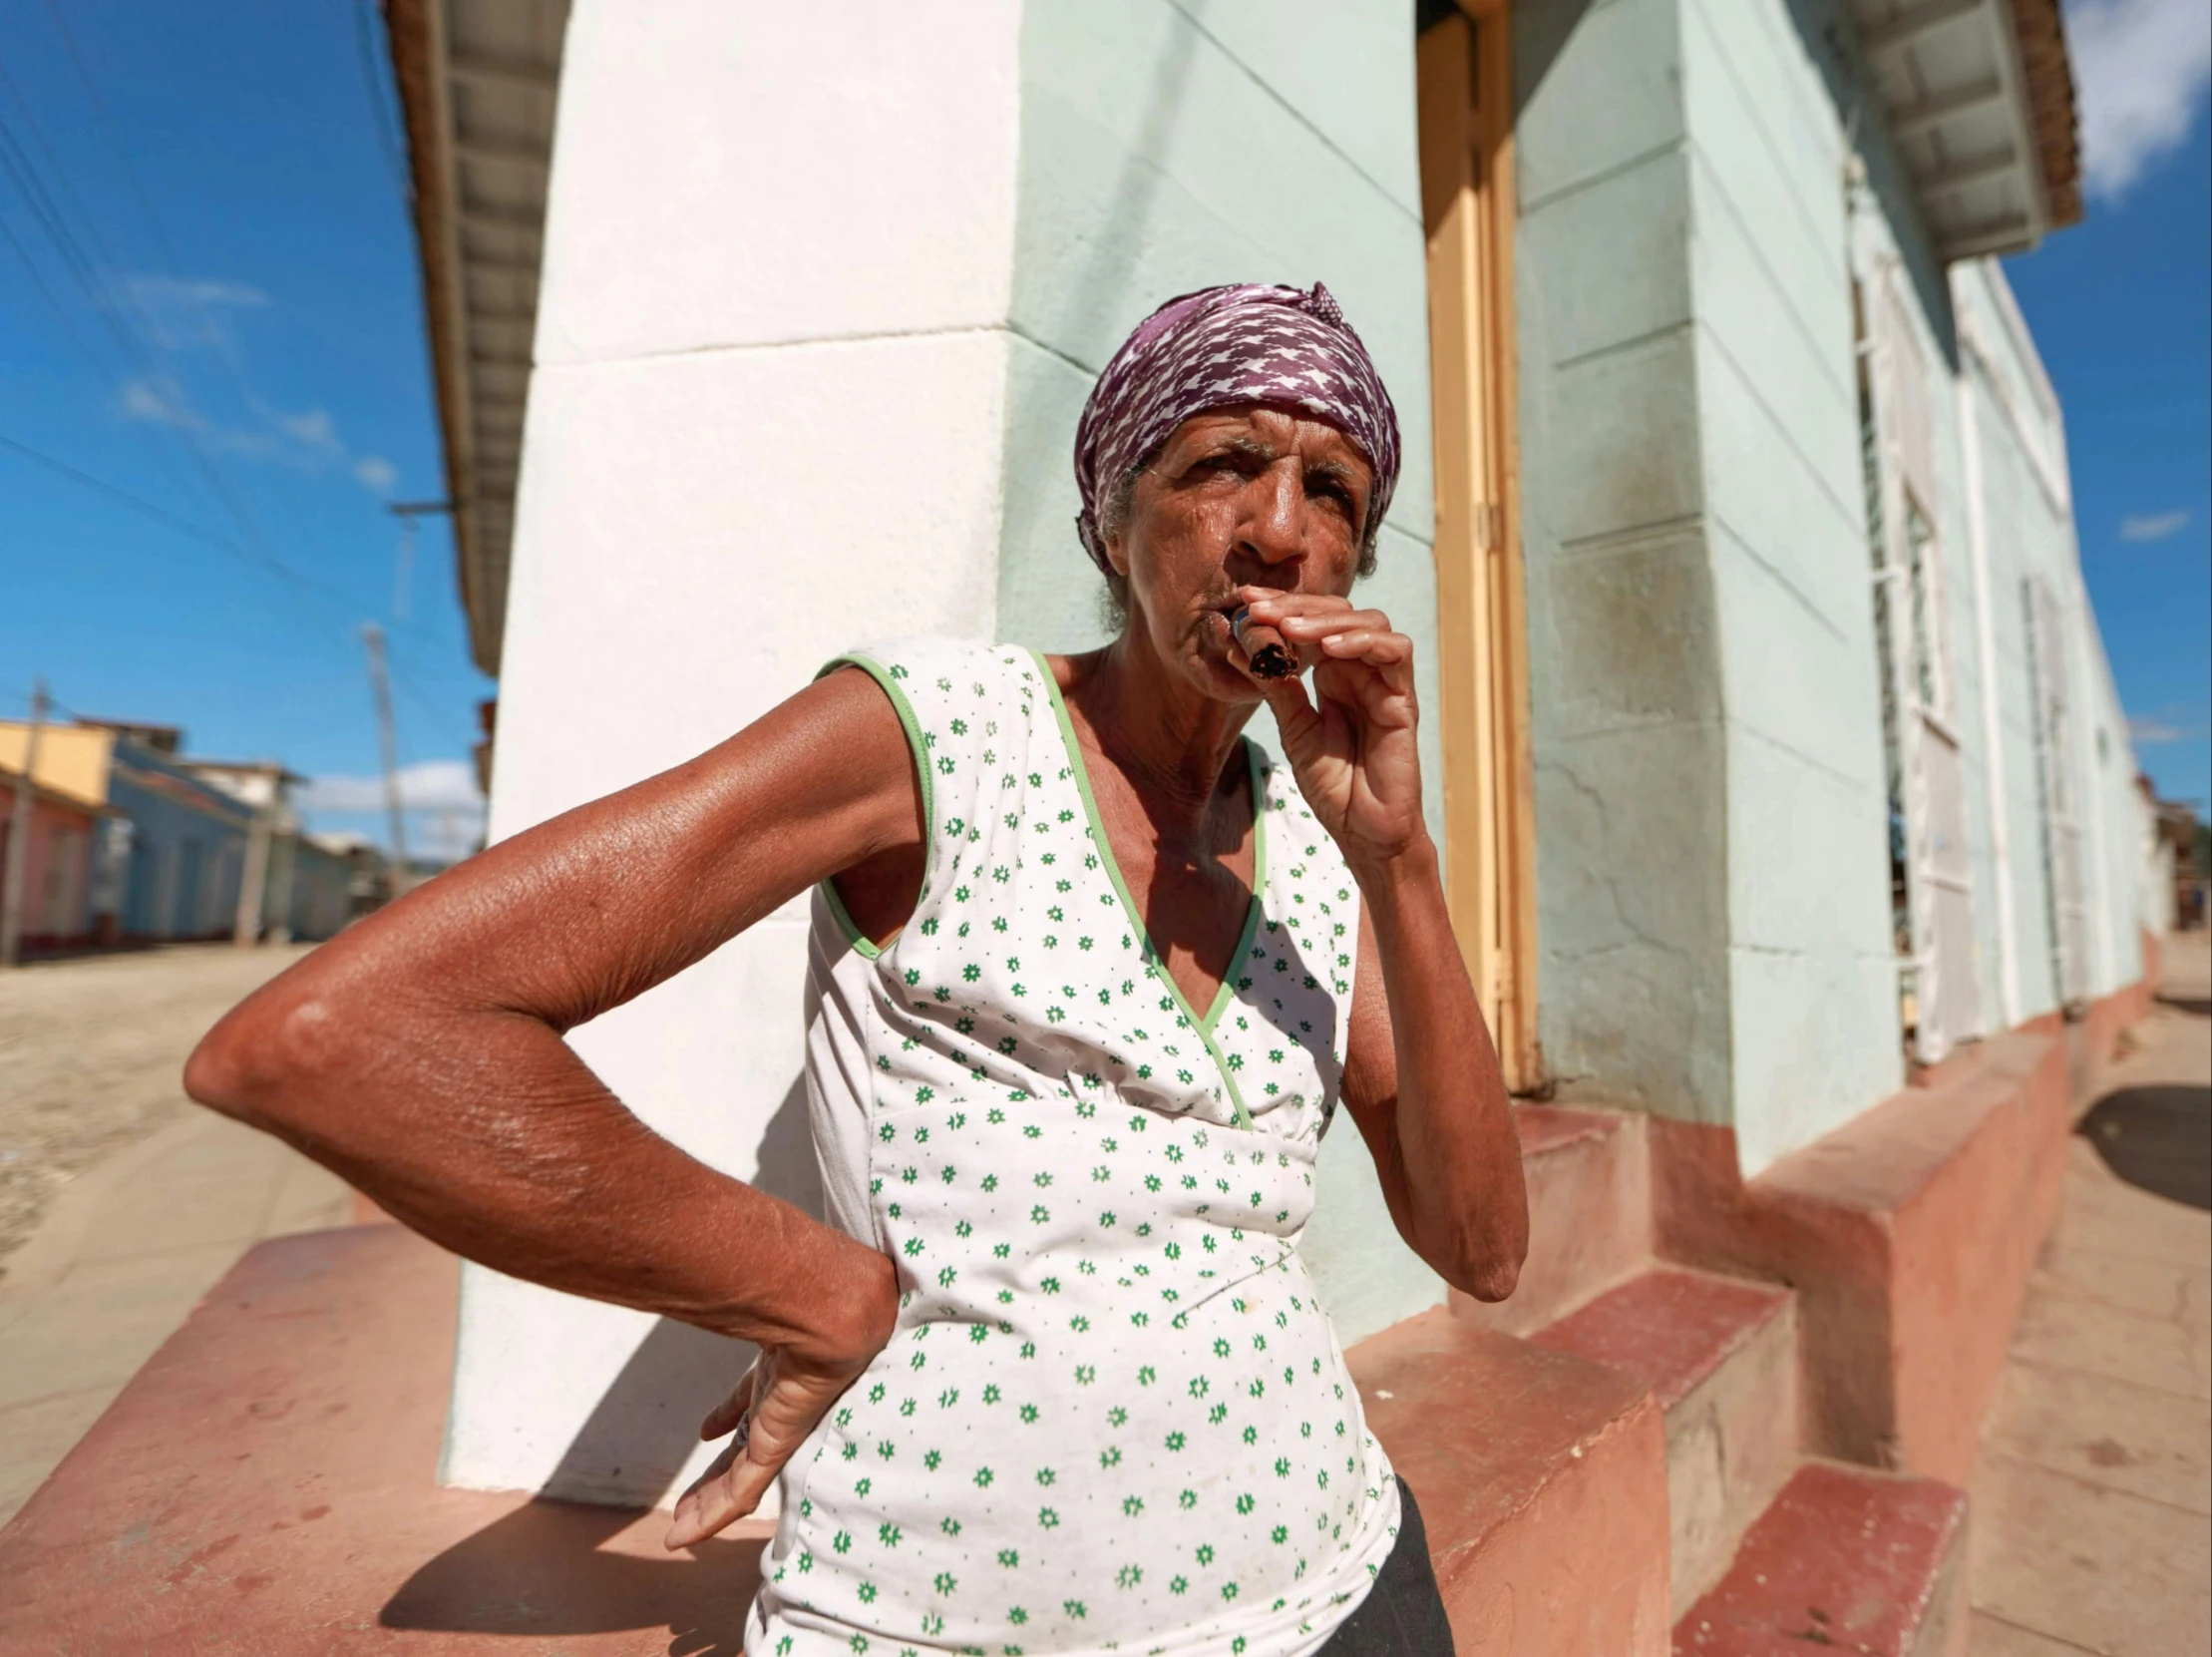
top-left (187, 282), bottom-right (1528, 1657)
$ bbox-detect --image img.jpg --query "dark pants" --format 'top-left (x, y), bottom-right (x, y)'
top-left (1315, 1477), bottom-right (1454, 1657)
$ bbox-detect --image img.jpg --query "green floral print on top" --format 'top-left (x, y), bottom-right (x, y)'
top-left (762, 640), bottom-right (1398, 1657)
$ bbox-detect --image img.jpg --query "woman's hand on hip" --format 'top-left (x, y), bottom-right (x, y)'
top-left (1234, 591), bottom-right (1425, 871)
top-left (665, 1248), bottom-right (900, 1549)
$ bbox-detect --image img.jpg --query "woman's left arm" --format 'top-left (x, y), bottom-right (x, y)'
top-left (1240, 591), bottom-right (1528, 1301)
top-left (1339, 866), bottom-right (1527, 1300)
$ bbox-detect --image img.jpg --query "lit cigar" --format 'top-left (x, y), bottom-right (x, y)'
top-left (1230, 607), bottom-right (1296, 679)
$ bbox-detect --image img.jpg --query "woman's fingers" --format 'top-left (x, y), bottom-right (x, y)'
top-left (1317, 628), bottom-right (1411, 663)
top-left (1279, 610), bottom-right (1392, 641)
top-left (666, 1373), bottom-right (791, 1550)
top-left (1236, 591), bottom-right (1386, 635)
top-left (665, 1435), bottom-right (754, 1549)
top-left (1240, 599), bottom-right (1401, 666)
top-left (666, 1339), bottom-right (890, 1551)
top-left (699, 1367), bottom-right (758, 1442)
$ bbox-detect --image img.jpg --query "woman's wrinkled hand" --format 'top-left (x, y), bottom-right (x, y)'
top-left (665, 1257), bottom-right (899, 1550)
top-left (1231, 590), bottom-right (1426, 872)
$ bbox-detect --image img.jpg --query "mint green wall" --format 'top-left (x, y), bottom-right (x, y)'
top-left (1953, 262), bottom-right (2148, 1010)
top-left (1515, 0), bottom-right (1736, 1128)
top-left (1682, 0), bottom-right (1905, 1172)
top-left (996, 0), bottom-right (1449, 1342)
top-left (1514, 0), bottom-right (2148, 1174)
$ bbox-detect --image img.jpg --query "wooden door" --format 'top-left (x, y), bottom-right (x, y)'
top-left (1417, 4), bottom-right (1539, 1089)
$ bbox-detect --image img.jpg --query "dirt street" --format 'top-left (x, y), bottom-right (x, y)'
top-left (0, 943), bottom-right (312, 1283)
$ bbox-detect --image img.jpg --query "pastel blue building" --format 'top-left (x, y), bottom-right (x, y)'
top-left (102, 730), bottom-right (253, 940)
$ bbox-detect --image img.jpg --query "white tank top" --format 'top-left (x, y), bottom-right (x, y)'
top-left (758, 639), bottom-right (1399, 1657)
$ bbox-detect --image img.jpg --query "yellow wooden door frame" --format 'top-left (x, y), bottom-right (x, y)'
top-left (1417, 3), bottom-right (1542, 1090)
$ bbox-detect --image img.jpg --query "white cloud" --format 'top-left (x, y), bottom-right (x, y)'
top-left (298, 759), bottom-right (487, 863)
top-left (2118, 508), bottom-right (2193, 542)
top-left (119, 373), bottom-right (397, 497)
top-left (121, 275), bottom-right (268, 348)
top-left (2066, 0), bottom-right (2212, 201)
top-left (119, 375), bottom-right (185, 425)
top-left (2128, 715), bottom-right (2203, 744)
top-left (297, 758), bottom-right (484, 814)
top-left (119, 373), bottom-right (281, 460)
top-left (113, 273), bottom-right (396, 501)
top-left (275, 407), bottom-right (340, 450)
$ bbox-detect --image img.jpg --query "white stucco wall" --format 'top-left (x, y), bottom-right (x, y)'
top-left (449, 0), bottom-right (1023, 1508)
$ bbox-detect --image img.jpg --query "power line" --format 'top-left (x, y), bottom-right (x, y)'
top-left (22, 8), bottom-right (312, 478)
top-left (0, 54), bottom-right (334, 591)
top-left (0, 98), bottom-right (271, 545)
top-left (0, 104), bottom-right (224, 518)
top-left (38, 0), bottom-right (185, 277)
top-left (0, 678), bottom-right (88, 726)
top-left (353, 0), bottom-right (412, 207)
top-left (0, 428), bottom-right (477, 676)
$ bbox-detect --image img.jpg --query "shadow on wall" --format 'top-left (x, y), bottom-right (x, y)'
top-left (380, 1073), bottom-right (825, 1653)
top-left (1512, 0), bottom-right (1600, 113)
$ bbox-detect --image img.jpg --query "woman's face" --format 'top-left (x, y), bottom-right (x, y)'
top-left (1105, 404), bottom-right (1374, 700)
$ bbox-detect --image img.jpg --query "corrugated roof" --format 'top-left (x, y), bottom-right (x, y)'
top-left (1849, 0), bottom-right (2083, 258)
top-left (385, 0), bottom-right (568, 678)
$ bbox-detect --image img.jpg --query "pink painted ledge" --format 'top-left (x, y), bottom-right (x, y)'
top-left (0, 1224), bottom-right (772, 1655)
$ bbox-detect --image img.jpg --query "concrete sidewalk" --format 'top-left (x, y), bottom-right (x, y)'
top-left (0, 1099), bottom-right (351, 1527)
top-left (1969, 933), bottom-right (2212, 1655)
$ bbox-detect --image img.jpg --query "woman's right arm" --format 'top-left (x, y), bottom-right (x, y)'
top-left (184, 666), bottom-right (924, 1530)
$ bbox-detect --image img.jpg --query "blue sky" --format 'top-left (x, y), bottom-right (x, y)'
top-left (0, 0), bottom-right (2205, 849)
top-left (2006, 0), bottom-right (2212, 809)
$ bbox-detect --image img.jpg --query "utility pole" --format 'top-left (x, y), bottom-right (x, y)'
top-left (388, 500), bottom-right (453, 626)
top-left (361, 623), bottom-right (411, 900)
top-left (1, 679), bottom-right (49, 968)
top-left (232, 786), bottom-right (274, 948)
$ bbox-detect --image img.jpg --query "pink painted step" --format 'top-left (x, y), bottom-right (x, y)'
top-left (1348, 1307), bottom-right (1674, 1654)
top-left (1531, 1267), bottom-right (1799, 1616)
top-left (1672, 1461), bottom-right (1969, 1657)
top-left (1455, 1103), bottom-right (1654, 1336)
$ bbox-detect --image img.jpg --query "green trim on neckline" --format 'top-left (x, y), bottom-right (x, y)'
top-left (819, 873), bottom-right (883, 960)
top-left (1207, 739), bottom-right (1270, 1033)
top-left (815, 653), bottom-right (932, 961)
top-left (1026, 648), bottom-right (1263, 1130)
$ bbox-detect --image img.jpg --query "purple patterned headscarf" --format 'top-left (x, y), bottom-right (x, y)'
top-left (1072, 281), bottom-right (1400, 574)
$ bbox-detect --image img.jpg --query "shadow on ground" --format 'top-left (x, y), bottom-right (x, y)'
top-left (380, 1319), bottom-right (765, 1655)
top-left (380, 1497), bottom-right (763, 1657)
top-left (378, 1080), bottom-right (821, 1654)
top-left (2077, 1084), bottom-right (2212, 1210)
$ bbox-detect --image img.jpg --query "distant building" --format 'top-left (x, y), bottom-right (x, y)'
top-left (286, 832), bottom-right (367, 938)
top-left (0, 758), bottom-right (120, 952)
top-left (0, 719), bottom-right (254, 943)
top-left (183, 759), bottom-right (367, 944)
top-left (2151, 794), bottom-right (2206, 932)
